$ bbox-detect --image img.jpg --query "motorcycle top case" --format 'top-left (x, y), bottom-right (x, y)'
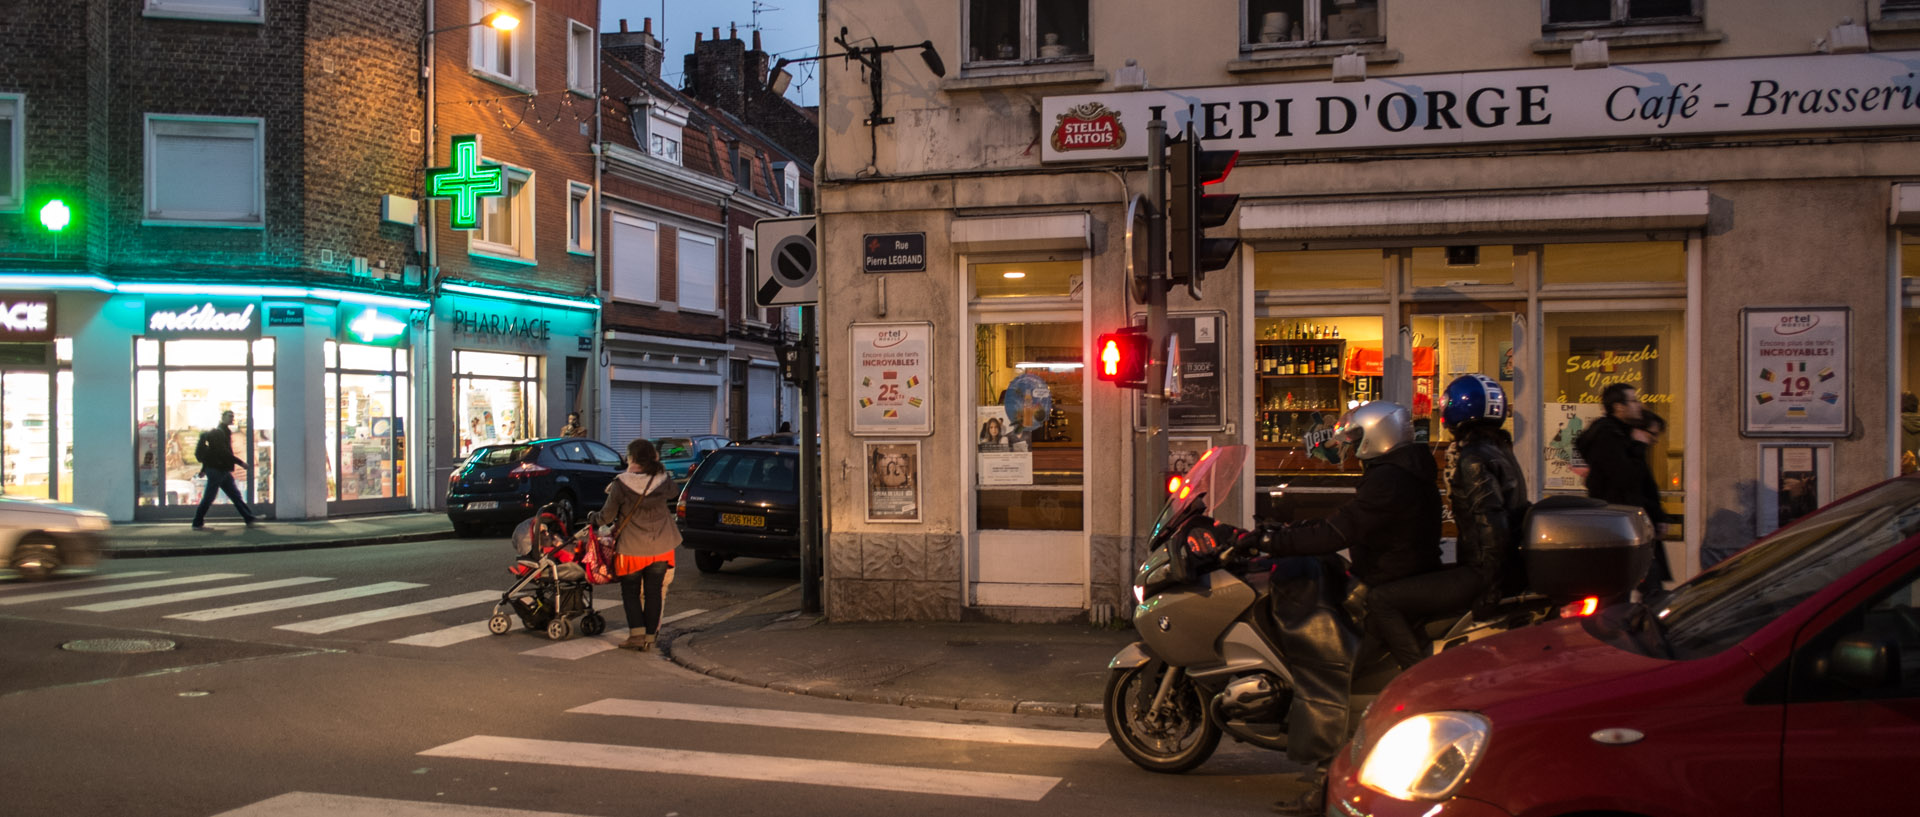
top-left (1521, 496), bottom-right (1654, 602)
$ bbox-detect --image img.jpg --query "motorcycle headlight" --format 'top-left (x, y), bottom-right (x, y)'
top-left (1356, 711), bottom-right (1489, 801)
top-left (1132, 584), bottom-right (1145, 605)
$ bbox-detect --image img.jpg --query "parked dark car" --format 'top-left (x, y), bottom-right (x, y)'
top-left (652, 434), bottom-right (730, 484)
top-left (1327, 474), bottom-right (1920, 817)
top-left (446, 438), bottom-right (627, 536)
top-left (676, 443), bottom-right (799, 573)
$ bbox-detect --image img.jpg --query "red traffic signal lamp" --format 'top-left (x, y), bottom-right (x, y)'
top-left (1095, 326), bottom-right (1151, 389)
top-left (1168, 128), bottom-right (1240, 298)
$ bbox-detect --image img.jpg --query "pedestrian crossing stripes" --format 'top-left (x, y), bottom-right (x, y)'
top-left (419, 735), bottom-right (1064, 801)
top-left (0, 573), bottom-right (249, 606)
top-left (69, 577), bottom-right (333, 612)
top-left (167, 581), bottom-right (426, 622)
top-left (0, 570), bottom-right (167, 593)
top-left (514, 608), bottom-right (706, 659)
top-left (275, 591), bottom-right (497, 634)
top-left (388, 620), bottom-right (494, 648)
top-left (568, 698), bottom-right (1110, 749)
top-left (211, 792), bottom-right (595, 817)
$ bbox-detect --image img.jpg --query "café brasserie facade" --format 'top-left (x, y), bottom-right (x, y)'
top-left (813, 0), bottom-right (1920, 622)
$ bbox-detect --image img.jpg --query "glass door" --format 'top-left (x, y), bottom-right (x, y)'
top-left (133, 338), bottom-right (274, 518)
top-left (1402, 302), bottom-right (1523, 533)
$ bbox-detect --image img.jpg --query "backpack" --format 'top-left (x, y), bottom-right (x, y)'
top-left (194, 432), bottom-right (213, 465)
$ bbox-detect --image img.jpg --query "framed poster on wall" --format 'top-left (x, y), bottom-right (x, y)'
top-left (865, 441), bottom-right (922, 523)
top-left (1742, 307), bottom-right (1849, 436)
top-left (1131, 311), bottom-right (1227, 430)
top-left (849, 322), bottom-right (933, 436)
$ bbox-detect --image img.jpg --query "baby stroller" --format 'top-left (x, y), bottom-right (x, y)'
top-left (487, 501), bottom-right (606, 641)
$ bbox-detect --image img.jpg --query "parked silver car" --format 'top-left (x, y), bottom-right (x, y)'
top-left (0, 498), bottom-right (108, 581)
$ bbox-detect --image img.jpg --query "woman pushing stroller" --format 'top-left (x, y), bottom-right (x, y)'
top-left (602, 438), bottom-right (681, 652)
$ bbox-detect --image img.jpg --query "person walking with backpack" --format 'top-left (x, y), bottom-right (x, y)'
top-left (192, 410), bottom-right (258, 530)
top-left (603, 438), bottom-right (680, 651)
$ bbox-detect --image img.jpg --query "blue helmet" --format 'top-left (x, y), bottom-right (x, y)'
top-left (1441, 374), bottom-right (1508, 432)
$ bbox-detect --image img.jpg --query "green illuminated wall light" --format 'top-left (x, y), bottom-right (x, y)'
top-left (39, 199), bottom-right (71, 232)
top-left (424, 134), bottom-right (505, 231)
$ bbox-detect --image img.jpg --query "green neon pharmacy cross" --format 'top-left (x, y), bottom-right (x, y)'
top-left (425, 134), bottom-right (505, 230)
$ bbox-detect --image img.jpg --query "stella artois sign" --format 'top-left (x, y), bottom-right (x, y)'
top-left (1051, 102), bottom-right (1126, 153)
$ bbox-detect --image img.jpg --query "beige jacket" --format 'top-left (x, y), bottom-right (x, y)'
top-left (604, 470), bottom-right (681, 558)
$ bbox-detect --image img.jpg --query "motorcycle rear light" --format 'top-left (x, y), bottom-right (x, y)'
top-left (1166, 475), bottom-right (1183, 495)
top-left (510, 462), bottom-right (552, 478)
top-left (1561, 596), bottom-right (1601, 617)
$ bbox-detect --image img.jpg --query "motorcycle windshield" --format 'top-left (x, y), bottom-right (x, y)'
top-left (1151, 444), bottom-right (1248, 539)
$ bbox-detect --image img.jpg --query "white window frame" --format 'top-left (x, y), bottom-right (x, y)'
top-left (567, 180), bottom-right (594, 255)
top-left (469, 161), bottom-right (534, 262)
top-left (1240, 0), bottom-right (1386, 50)
top-left (1543, 0), bottom-right (1701, 31)
top-left (773, 161), bottom-right (800, 214)
top-left (143, 114), bottom-right (266, 228)
top-left (963, 0), bottom-right (1093, 67)
top-left (567, 19), bottom-right (596, 96)
top-left (144, 0), bottom-right (263, 23)
top-left (471, 0), bottom-right (535, 91)
top-left (677, 231), bottom-right (720, 314)
top-left (610, 213), bottom-right (659, 304)
top-left (740, 227), bottom-right (767, 326)
top-left (0, 94), bottom-right (21, 213)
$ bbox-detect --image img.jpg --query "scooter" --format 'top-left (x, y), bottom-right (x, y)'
top-left (1104, 444), bottom-right (1651, 773)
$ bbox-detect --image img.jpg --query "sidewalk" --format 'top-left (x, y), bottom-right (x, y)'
top-left (103, 512), bottom-right (455, 557)
top-left (97, 512), bottom-right (1135, 719)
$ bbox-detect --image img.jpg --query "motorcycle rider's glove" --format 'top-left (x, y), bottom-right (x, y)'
top-left (1234, 527), bottom-right (1273, 554)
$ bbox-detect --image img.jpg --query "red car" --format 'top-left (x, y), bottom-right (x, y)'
top-left (1329, 476), bottom-right (1920, 817)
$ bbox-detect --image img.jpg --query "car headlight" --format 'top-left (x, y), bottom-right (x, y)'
top-left (78, 513), bottom-right (111, 532)
top-left (1356, 711), bottom-right (1489, 801)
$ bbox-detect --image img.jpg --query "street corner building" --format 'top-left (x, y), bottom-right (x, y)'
top-left (811, 0), bottom-right (1920, 622)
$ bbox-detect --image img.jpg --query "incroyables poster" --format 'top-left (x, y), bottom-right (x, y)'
top-left (866, 441), bottom-right (921, 523)
top-left (1542, 402), bottom-right (1606, 491)
top-left (976, 405), bottom-right (1032, 486)
top-left (1743, 308), bottom-right (1849, 436)
top-left (851, 322), bottom-right (933, 436)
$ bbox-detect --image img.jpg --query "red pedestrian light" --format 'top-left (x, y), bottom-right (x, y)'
top-left (1094, 327), bottom-right (1151, 388)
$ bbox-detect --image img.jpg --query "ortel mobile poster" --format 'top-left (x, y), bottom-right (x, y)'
top-left (850, 322), bottom-right (932, 436)
top-left (1743, 308), bottom-right (1848, 436)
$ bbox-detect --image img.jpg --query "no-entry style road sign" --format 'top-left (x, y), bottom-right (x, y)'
top-left (755, 216), bottom-right (818, 306)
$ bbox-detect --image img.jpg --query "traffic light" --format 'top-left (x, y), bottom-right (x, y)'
top-left (1168, 129), bottom-right (1240, 298)
top-left (1094, 327), bottom-right (1151, 389)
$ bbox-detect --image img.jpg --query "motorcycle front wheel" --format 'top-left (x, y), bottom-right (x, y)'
top-left (1104, 663), bottom-right (1222, 774)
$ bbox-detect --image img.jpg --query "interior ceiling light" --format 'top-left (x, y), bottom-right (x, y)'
top-left (1002, 271), bottom-right (1027, 279)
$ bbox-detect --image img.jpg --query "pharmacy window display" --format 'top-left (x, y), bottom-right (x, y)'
top-left (0, 338), bottom-right (73, 502)
top-left (324, 340), bottom-right (411, 505)
top-left (135, 337), bottom-right (275, 515)
top-left (456, 350), bottom-right (537, 457)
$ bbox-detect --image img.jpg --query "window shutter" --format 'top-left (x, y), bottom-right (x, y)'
top-left (611, 215), bottom-right (658, 302)
top-left (153, 129), bottom-right (257, 220)
top-left (677, 232), bottom-right (718, 312)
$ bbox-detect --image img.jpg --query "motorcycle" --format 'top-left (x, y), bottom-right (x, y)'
top-left (1104, 444), bottom-right (1652, 773)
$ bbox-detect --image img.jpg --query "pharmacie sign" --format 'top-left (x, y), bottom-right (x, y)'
top-left (1041, 50), bottom-right (1920, 161)
top-left (145, 298), bottom-right (260, 339)
top-left (0, 292), bottom-right (55, 342)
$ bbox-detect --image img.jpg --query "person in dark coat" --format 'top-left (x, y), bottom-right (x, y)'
top-left (1239, 400), bottom-right (1443, 815)
top-left (1575, 383), bottom-right (1669, 595)
top-left (192, 410), bottom-right (257, 530)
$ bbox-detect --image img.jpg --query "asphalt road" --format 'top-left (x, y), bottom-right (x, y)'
top-left (0, 539), bottom-right (1296, 816)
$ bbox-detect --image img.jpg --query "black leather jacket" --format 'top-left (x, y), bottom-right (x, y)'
top-left (1449, 429), bottom-right (1529, 590)
top-left (1261, 443), bottom-right (1443, 587)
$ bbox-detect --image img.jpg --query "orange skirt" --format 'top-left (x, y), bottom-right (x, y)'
top-left (614, 550), bottom-right (676, 576)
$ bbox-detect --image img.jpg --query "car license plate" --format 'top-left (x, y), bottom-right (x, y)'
top-left (467, 501), bottom-right (499, 510)
top-left (720, 513), bottom-right (765, 528)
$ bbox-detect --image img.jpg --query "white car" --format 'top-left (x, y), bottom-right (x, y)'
top-left (0, 497), bottom-right (108, 581)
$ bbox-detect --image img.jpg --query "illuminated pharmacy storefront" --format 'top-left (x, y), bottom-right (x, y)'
top-left (135, 297), bottom-right (277, 520)
top-left (0, 292), bottom-right (73, 502)
top-left (431, 286), bottom-right (597, 485)
top-left (325, 306), bottom-right (415, 512)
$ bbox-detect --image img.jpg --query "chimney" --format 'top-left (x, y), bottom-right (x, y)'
top-left (729, 23), bottom-right (737, 41)
top-left (601, 15), bottom-right (664, 78)
top-left (685, 26), bottom-right (749, 117)
top-left (752, 30), bottom-right (761, 51)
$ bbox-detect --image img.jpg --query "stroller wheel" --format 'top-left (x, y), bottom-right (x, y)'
top-left (582, 612), bottom-right (606, 636)
top-left (488, 613), bottom-right (512, 635)
top-left (547, 617), bottom-right (573, 641)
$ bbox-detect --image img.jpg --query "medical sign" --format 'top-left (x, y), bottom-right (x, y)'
top-left (1742, 307), bottom-right (1849, 436)
top-left (425, 134), bottom-right (506, 231)
top-left (338, 306), bottom-right (411, 347)
top-left (850, 322), bottom-right (932, 436)
top-left (145, 298), bottom-right (261, 339)
top-left (0, 292), bottom-right (55, 342)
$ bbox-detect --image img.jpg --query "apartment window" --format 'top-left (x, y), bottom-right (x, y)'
top-left (610, 214), bottom-right (659, 303)
top-left (144, 0), bottom-right (262, 23)
top-left (143, 115), bottom-right (264, 228)
top-left (0, 95), bottom-right (19, 212)
top-left (678, 232), bottom-right (718, 313)
top-left (743, 244), bottom-right (765, 324)
top-left (1244, 0), bottom-right (1382, 48)
top-left (774, 161), bottom-right (799, 213)
top-left (966, 0), bottom-right (1090, 65)
top-left (649, 122), bottom-right (683, 165)
top-left (473, 165), bottom-right (532, 260)
top-left (567, 181), bottom-right (593, 254)
top-left (1546, 0), bottom-right (1698, 28)
top-left (472, 0), bottom-right (533, 88)
top-left (568, 20), bottom-right (595, 95)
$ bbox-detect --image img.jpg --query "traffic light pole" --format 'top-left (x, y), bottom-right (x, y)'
top-left (798, 304), bottom-right (822, 615)
top-left (1142, 119), bottom-right (1170, 532)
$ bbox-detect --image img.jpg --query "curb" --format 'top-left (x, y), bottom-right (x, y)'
top-left (106, 529), bottom-right (456, 558)
top-left (665, 633), bottom-right (1106, 721)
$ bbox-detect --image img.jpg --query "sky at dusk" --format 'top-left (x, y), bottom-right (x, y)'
top-left (600, 0), bottom-right (825, 106)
